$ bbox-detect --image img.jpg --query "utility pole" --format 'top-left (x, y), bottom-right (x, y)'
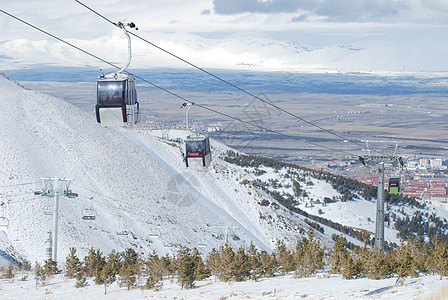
top-left (35, 177), bottom-right (77, 262)
top-left (359, 154), bottom-right (403, 249)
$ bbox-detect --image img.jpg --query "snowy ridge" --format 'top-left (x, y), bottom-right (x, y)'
top-left (0, 78), bottom-right (318, 264)
top-left (2, 29), bottom-right (448, 74)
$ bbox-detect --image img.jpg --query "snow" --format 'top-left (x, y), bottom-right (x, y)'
top-left (2, 28), bottom-right (448, 74)
top-left (1, 272), bottom-right (446, 299)
top-left (1, 76), bottom-right (448, 298)
top-left (0, 78), bottom-right (312, 265)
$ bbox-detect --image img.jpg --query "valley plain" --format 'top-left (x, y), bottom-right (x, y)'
top-left (9, 68), bottom-right (448, 170)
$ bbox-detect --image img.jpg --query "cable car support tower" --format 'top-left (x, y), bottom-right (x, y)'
top-left (359, 141), bottom-right (403, 249)
top-left (34, 178), bottom-right (78, 262)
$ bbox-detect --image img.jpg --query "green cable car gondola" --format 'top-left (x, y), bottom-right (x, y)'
top-left (388, 177), bottom-right (400, 194)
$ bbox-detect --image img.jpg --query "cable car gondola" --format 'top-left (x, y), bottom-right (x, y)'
top-left (185, 135), bottom-right (211, 168)
top-left (182, 103), bottom-right (212, 169)
top-left (96, 73), bottom-right (139, 126)
top-left (388, 177), bottom-right (400, 194)
top-left (95, 22), bottom-right (139, 127)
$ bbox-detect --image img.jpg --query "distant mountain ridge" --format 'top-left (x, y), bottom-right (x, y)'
top-left (2, 28), bottom-right (448, 74)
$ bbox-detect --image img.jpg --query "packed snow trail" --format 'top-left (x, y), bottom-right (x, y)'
top-left (115, 128), bottom-right (271, 252)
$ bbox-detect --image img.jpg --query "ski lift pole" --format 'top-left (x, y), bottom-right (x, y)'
top-left (360, 154), bottom-right (404, 250)
top-left (52, 177), bottom-right (60, 262)
top-left (37, 177), bottom-right (75, 262)
top-left (375, 162), bottom-right (385, 249)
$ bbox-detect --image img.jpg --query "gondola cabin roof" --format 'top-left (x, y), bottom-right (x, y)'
top-left (98, 72), bottom-right (133, 81)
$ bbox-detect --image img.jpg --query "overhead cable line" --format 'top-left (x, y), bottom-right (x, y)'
top-left (74, 0), bottom-right (367, 153)
top-left (0, 9), bottom-right (359, 158)
top-left (0, 181), bottom-right (40, 188)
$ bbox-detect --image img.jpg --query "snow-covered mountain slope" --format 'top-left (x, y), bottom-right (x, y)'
top-left (2, 28), bottom-right (448, 74)
top-left (0, 77), bottom-right (322, 264)
top-left (1, 76), bottom-right (446, 267)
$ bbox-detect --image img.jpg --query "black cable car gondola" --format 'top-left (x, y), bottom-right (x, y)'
top-left (388, 177), bottom-right (400, 194)
top-left (182, 103), bottom-right (212, 169)
top-left (95, 22), bottom-right (139, 126)
top-left (96, 73), bottom-right (139, 126)
top-left (185, 135), bottom-right (211, 168)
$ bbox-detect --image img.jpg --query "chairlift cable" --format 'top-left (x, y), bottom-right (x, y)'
top-left (0, 9), bottom-right (360, 158)
top-left (0, 181), bottom-right (40, 188)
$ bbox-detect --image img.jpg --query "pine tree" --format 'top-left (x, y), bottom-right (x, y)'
top-left (328, 235), bottom-right (348, 274)
top-left (74, 272), bottom-right (87, 288)
top-left (274, 240), bottom-right (294, 275)
top-left (175, 247), bottom-right (196, 289)
top-left (34, 262), bottom-right (46, 286)
top-left (119, 264), bottom-right (138, 290)
top-left (259, 250), bottom-right (276, 278)
top-left (118, 248), bottom-right (140, 290)
top-left (409, 236), bottom-right (429, 274)
top-left (429, 235), bottom-right (448, 280)
top-left (340, 255), bottom-right (363, 279)
top-left (99, 260), bottom-right (117, 294)
top-left (392, 241), bottom-right (418, 284)
top-left (216, 243), bottom-right (235, 282)
top-left (367, 247), bottom-right (392, 280)
top-left (84, 247), bottom-right (105, 279)
top-left (43, 258), bottom-right (59, 276)
top-left (191, 248), bottom-right (210, 281)
top-left (5, 263), bottom-right (14, 280)
top-left (352, 244), bottom-right (369, 278)
top-left (161, 254), bottom-right (175, 278)
top-left (106, 250), bottom-right (121, 277)
top-left (294, 230), bottom-right (325, 278)
top-left (394, 240), bottom-right (419, 280)
top-left (92, 251), bottom-right (107, 285)
top-left (232, 247), bottom-right (250, 281)
top-left (247, 242), bottom-right (262, 281)
top-left (144, 251), bottom-right (165, 289)
top-left (206, 248), bottom-right (220, 280)
top-left (21, 259), bottom-right (32, 272)
top-left (65, 247), bottom-right (82, 279)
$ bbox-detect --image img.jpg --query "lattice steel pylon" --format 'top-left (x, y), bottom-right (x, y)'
top-left (35, 177), bottom-right (77, 262)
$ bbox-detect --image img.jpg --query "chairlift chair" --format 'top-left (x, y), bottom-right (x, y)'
top-left (116, 229), bottom-right (129, 236)
top-left (43, 205), bottom-right (53, 216)
top-left (81, 208), bottom-right (97, 221)
top-left (116, 223), bottom-right (129, 236)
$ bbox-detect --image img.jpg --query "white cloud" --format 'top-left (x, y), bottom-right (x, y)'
top-left (212, 0), bottom-right (448, 24)
top-left (421, 0), bottom-right (448, 11)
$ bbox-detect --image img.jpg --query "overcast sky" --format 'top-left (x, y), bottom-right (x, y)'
top-left (2, 0), bottom-right (448, 40)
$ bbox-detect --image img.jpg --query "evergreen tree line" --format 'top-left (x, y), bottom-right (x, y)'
top-left (223, 151), bottom-right (448, 245)
top-left (5, 231), bottom-right (443, 293)
top-left (395, 211), bottom-right (448, 243)
top-left (329, 235), bottom-right (448, 281)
